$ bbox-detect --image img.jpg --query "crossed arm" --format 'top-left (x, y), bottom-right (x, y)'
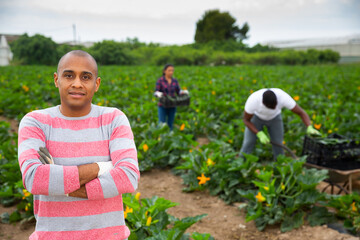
top-left (36, 146), bottom-right (100, 198)
top-left (70, 163), bottom-right (99, 198)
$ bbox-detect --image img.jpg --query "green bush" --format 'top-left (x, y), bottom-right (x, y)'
top-left (10, 34), bottom-right (58, 65)
top-left (89, 40), bottom-right (137, 65)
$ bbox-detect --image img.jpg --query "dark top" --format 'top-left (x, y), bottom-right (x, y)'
top-left (155, 76), bottom-right (180, 106)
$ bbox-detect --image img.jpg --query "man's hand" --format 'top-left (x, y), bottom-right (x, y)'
top-left (68, 186), bottom-right (87, 198)
top-left (256, 131), bottom-right (270, 144)
top-left (307, 125), bottom-right (321, 136)
top-left (96, 162), bottom-right (114, 177)
top-left (38, 147), bottom-right (54, 164)
top-left (154, 91), bottom-right (163, 98)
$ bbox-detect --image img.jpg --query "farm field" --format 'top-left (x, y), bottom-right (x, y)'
top-left (0, 64), bottom-right (359, 239)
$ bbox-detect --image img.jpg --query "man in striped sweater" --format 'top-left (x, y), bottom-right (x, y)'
top-left (18, 50), bottom-right (139, 240)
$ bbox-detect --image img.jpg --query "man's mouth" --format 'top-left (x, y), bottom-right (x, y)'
top-left (69, 92), bottom-right (86, 98)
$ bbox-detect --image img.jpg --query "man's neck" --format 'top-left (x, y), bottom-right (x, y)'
top-left (59, 104), bottom-right (92, 117)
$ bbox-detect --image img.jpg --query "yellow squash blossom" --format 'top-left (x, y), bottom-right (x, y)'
top-left (25, 203), bottom-right (31, 211)
top-left (328, 129), bottom-right (333, 134)
top-left (22, 85), bottom-right (29, 92)
top-left (22, 189), bottom-right (31, 199)
top-left (211, 91), bottom-right (216, 95)
top-left (143, 144), bottom-right (149, 152)
top-left (314, 124), bottom-right (321, 130)
top-left (135, 192), bottom-right (141, 201)
top-left (197, 173), bottom-right (210, 185)
top-left (263, 186), bottom-right (269, 191)
top-left (207, 158), bottom-right (215, 166)
top-left (180, 123), bottom-right (185, 131)
top-left (293, 95), bottom-right (300, 101)
top-left (146, 216), bottom-right (152, 226)
top-left (281, 183), bottom-right (285, 190)
top-left (255, 192), bottom-right (266, 202)
top-left (250, 89), bottom-right (254, 94)
top-left (351, 202), bottom-right (357, 212)
top-left (124, 206), bottom-right (133, 219)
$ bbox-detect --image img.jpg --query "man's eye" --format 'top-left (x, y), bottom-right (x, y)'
top-left (82, 75), bottom-right (91, 80)
top-left (65, 74), bottom-right (73, 78)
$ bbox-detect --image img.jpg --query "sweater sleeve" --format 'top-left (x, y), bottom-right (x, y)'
top-left (18, 113), bottom-right (80, 196)
top-left (85, 110), bottom-right (139, 200)
top-left (175, 79), bottom-right (180, 95)
top-left (155, 78), bottom-right (162, 92)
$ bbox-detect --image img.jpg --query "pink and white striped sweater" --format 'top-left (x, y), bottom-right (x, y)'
top-left (18, 104), bottom-right (139, 240)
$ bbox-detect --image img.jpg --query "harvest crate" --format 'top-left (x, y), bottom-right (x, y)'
top-left (302, 134), bottom-right (360, 170)
top-left (159, 94), bottom-right (190, 108)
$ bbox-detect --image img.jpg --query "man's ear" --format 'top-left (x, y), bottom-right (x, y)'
top-left (54, 72), bottom-right (59, 88)
top-left (95, 77), bottom-right (101, 92)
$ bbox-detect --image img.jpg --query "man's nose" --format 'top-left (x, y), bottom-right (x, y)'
top-left (72, 76), bottom-right (82, 88)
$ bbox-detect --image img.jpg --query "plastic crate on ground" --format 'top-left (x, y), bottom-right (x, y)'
top-left (302, 134), bottom-right (360, 170)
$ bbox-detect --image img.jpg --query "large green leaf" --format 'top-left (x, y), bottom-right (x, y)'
top-left (280, 211), bottom-right (305, 232)
top-left (307, 206), bottom-right (335, 227)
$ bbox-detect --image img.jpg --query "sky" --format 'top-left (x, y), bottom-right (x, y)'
top-left (0, 0), bottom-right (359, 46)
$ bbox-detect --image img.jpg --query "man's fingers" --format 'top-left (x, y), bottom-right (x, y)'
top-left (38, 155), bottom-right (49, 164)
top-left (39, 147), bottom-right (54, 164)
top-left (39, 147), bottom-right (51, 158)
top-left (38, 150), bottom-right (51, 164)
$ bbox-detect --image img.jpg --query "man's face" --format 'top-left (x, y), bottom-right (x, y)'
top-left (54, 55), bottom-right (100, 114)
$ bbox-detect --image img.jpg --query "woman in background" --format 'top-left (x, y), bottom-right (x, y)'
top-left (154, 64), bottom-right (187, 130)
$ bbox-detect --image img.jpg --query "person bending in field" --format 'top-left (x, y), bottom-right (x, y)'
top-left (154, 64), bottom-right (188, 130)
top-left (239, 88), bottom-right (320, 159)
top-left (18, 50), bottom-right (139, 240)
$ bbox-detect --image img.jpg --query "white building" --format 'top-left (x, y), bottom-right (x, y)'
top-left (264, 34), bottom-right (360, 63)
top-left (0, 35), bottom-right (13, 66)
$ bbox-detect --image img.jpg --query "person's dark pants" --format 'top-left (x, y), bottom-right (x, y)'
top-left (158, 106), bottom-right (176, 130)
top-left (240, 114), bottom-right (284, 158)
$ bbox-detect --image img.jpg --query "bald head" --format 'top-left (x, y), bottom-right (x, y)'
top-left (57, 50), bottom-right (98, 77)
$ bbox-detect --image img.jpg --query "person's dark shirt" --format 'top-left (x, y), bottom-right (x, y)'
top-left (155, 76), bottom-right (180, 106)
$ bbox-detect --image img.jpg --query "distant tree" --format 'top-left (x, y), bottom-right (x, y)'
top-left (195, 9), bottom-right (249, 43)
top-left (10, 34), bottom-right (58, 65)
top-left (89, 40), bottom-right (136, 65)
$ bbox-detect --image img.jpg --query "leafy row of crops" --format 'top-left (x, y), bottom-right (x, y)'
top-left (0, 64), bottom-right (359, 235)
